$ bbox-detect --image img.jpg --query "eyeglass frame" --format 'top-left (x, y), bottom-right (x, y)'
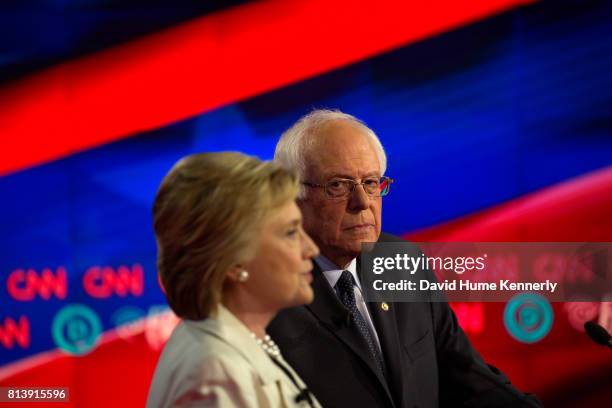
top-left (302, 176), bottom-right (394, 199)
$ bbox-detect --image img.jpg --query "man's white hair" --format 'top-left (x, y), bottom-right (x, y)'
top-left (274, 109), bottom-right (387, 197)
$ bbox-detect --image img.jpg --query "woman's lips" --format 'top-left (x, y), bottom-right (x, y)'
top-left (301, 270), bottom-right (313, 283)
top-left (301, 262), bottom-right (314, 283)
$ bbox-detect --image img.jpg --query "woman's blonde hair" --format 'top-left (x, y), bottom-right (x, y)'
top-left (153, 152), bottom-right (299, 320)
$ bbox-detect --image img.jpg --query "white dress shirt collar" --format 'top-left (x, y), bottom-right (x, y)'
top-left (315, 255), bottom-right (382, 352)
top-left (315, 255), bottom-right (361, 290)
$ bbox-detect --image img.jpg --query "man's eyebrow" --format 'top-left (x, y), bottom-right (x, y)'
top-left (326, 173), bottom-right (354, 180)
top-left (325, 171), bottom-right (381, 180)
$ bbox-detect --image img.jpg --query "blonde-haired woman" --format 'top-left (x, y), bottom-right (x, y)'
top-left (147, 152), bottom-right (320, 408)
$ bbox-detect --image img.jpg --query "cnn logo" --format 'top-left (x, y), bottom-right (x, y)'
top-left (83, 264), bottom-right (144, 298)
top-left (6, 267), bottom-right (68, 301)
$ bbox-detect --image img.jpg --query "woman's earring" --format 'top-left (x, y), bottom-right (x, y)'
top-left (237, 270), bottom-right (249, 282)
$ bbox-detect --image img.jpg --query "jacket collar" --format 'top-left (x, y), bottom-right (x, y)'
top-left (305, 261), bottom-right (395, 406)
top-left (316, 255), bottom-right (361, 290)
top-left (184, 305), bottom-right (284, 386)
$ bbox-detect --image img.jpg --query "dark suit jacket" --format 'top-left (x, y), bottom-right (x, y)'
top-left (268, 233), bottom-right (541, 408)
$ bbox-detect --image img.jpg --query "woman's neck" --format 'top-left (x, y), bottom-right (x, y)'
top-left (222, 295), bottom-right (273, 339)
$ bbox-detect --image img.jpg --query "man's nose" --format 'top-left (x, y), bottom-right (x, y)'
top-left (348, 183), bottom-right (370, 211)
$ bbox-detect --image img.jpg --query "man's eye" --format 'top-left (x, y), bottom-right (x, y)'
top-left (364, 179), bottom-right (380, 186)
top-left (328, 180), bottom-right (343, 188)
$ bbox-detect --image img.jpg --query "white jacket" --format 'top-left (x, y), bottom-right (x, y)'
top-left (146, 305), bottom-right (321, 408)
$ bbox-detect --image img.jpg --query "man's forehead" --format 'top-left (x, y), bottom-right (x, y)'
top-left (307, 121), bottom-right (374, 152)
top-left (313, 119), bottom-right (364, 141)
top-left (304, 122), bottom-right (381, 179)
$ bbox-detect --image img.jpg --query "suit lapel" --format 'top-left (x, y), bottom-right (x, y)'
top-left (366, 299), bottom-right (405, 407)
top-left (306, 263), bottom-right (395, 406)
top-left (357, 247), bottom-right (409, 408)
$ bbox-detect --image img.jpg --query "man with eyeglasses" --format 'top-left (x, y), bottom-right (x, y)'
top-left (268, 109), bottom-right (540, 408)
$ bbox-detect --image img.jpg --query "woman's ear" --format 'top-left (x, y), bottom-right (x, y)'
top-left (226, 264), bottom-right (249, 283)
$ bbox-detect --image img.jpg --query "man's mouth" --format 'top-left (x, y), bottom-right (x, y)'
top-left (343, 223), bottom-right (374, 232)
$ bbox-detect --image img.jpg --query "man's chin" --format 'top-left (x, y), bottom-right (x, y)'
top-left (343, 229), bottom-right (379, 244)
top-left (342, 236), bottom-right (379, 255)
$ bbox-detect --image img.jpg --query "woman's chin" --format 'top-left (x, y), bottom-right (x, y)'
top-left (290, 286), bottom-right (314, 308)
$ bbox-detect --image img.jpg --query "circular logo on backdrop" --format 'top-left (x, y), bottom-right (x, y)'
top-left (52, 304), bottom-right (102, 355)
top-left (504, 293), bottom-right (553, 343)
top-left (111, 306), bottom-right (146, 340)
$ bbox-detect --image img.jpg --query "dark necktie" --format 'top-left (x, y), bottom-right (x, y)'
top-left (335, 270), bottom-right (386, 376)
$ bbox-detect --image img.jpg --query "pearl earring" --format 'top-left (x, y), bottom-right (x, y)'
top-left (237, 270), bottom-right (249, 282)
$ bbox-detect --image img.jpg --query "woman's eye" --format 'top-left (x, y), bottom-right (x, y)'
top-left (286, 229), bottom-right (298, 237)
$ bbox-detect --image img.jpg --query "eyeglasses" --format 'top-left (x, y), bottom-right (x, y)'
top-left (302, 176), bottom-right (393, 199)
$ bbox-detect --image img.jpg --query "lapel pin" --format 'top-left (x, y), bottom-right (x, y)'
top-left (381, 302), bottom-right (389, 311)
